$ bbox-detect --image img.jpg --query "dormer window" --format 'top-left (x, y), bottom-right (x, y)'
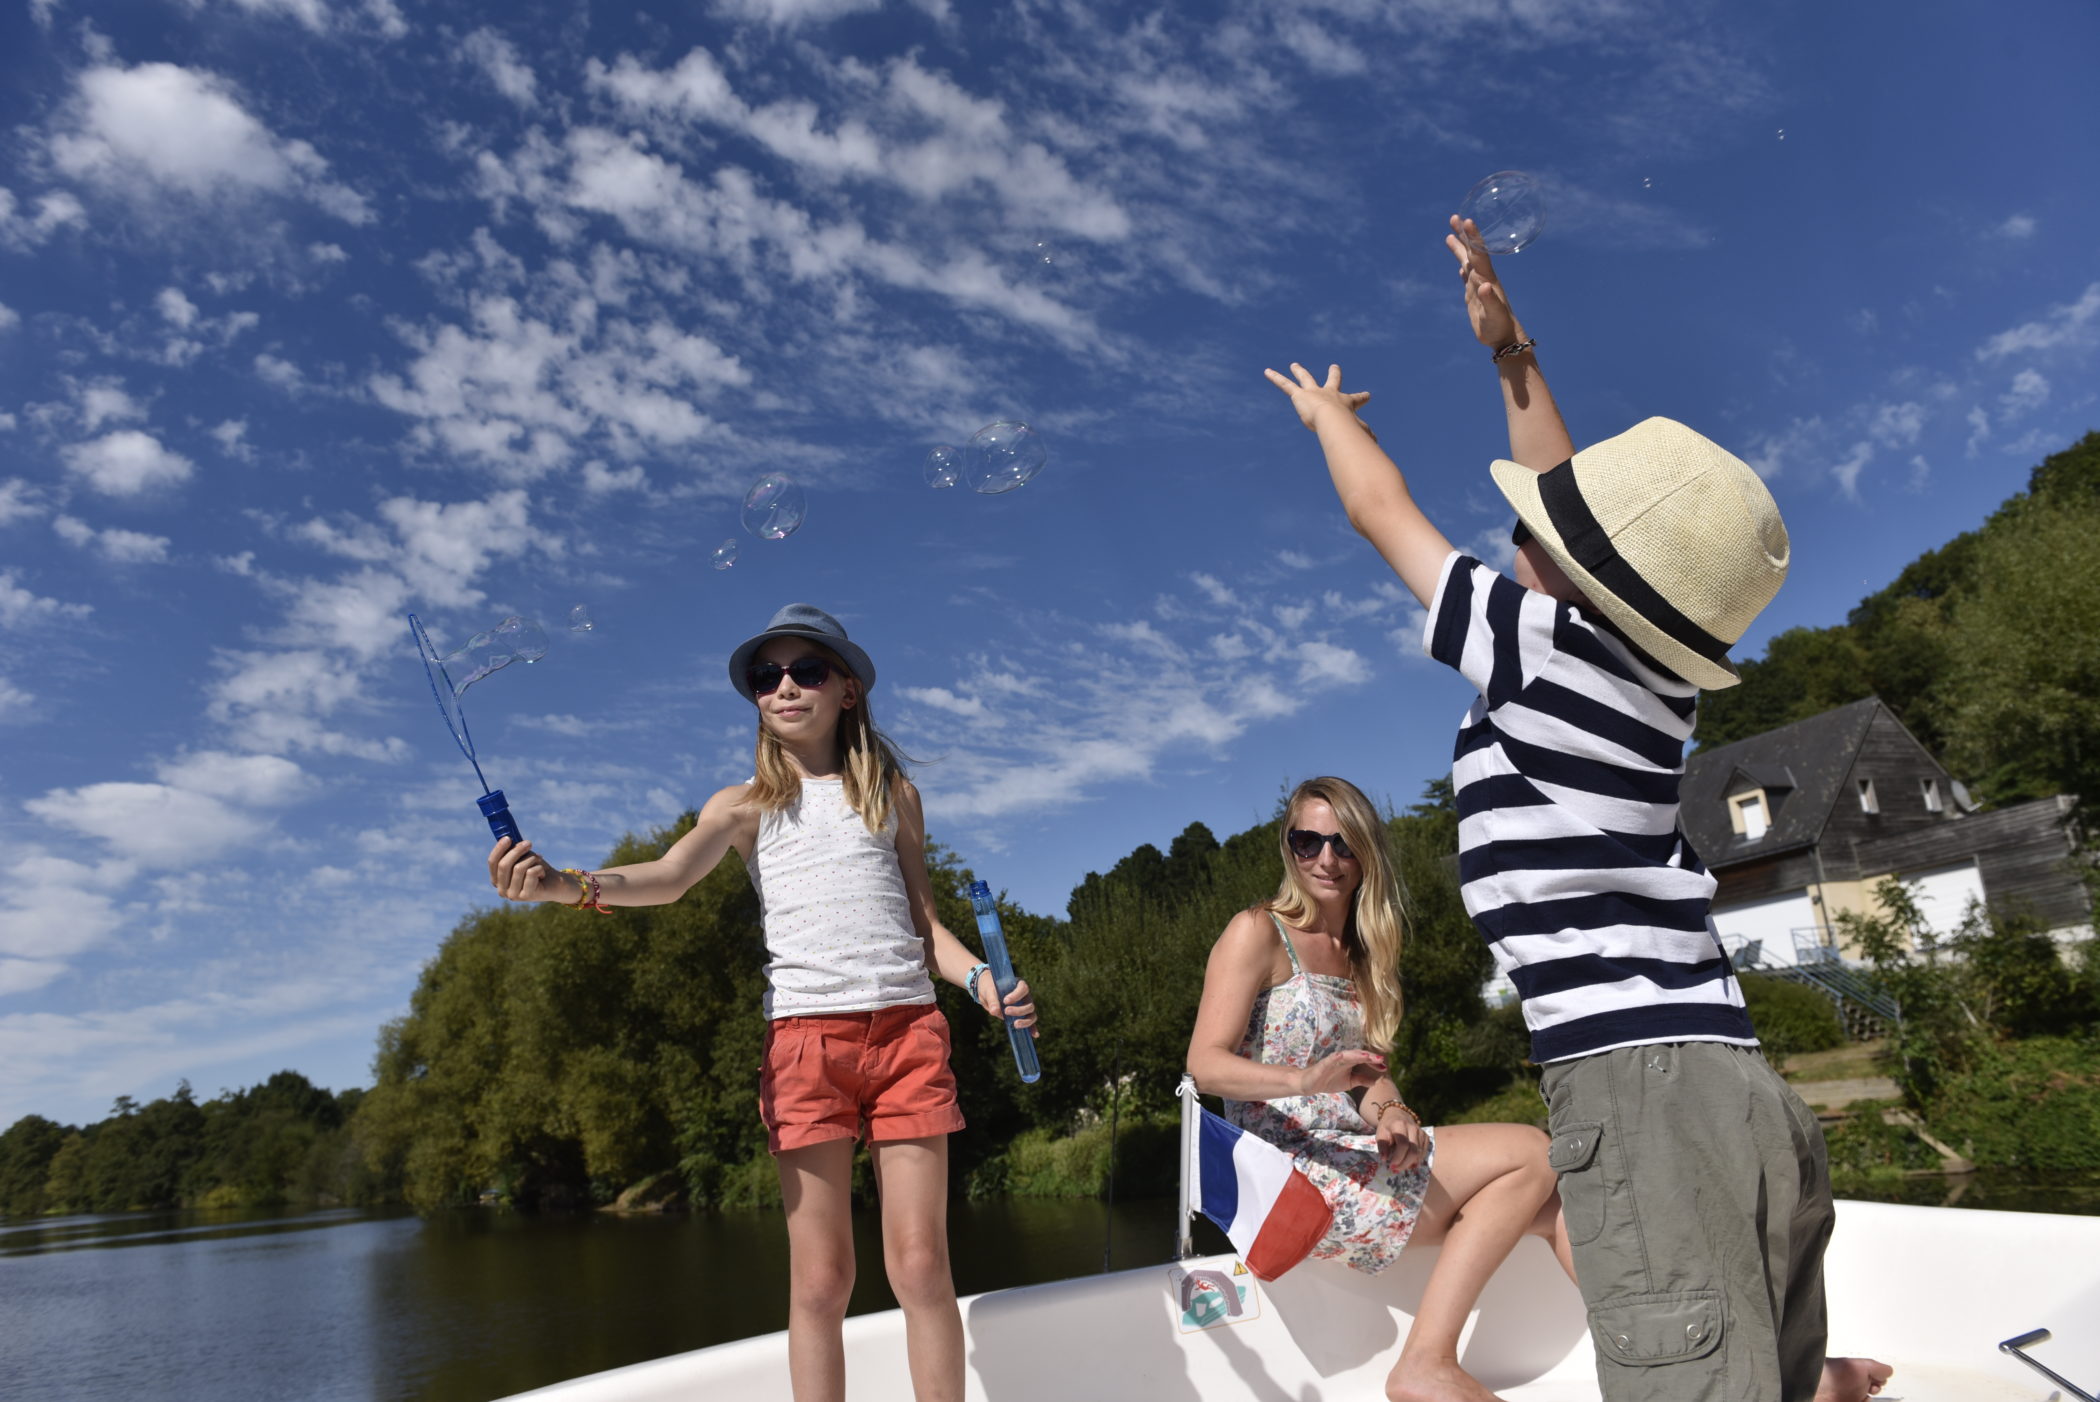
top-left (1730, 791), bottom-right (1769, 841)
top-left (1858, 779), bottom-right (1879, 815)
top-left (1922, 778), bottom-right (1943, 814)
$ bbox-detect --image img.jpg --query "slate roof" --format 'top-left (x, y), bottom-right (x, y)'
top-left (1681, 697), bottom-right (1882, 868)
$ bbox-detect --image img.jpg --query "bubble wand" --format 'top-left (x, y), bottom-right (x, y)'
top-left (407, 612), bottom-right (545, 842)
top-left (967, 879), bottom-right (1042, 1084)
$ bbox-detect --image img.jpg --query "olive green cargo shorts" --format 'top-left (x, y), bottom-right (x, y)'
top-left (1540, 1041), bottom-right (1835, 1402)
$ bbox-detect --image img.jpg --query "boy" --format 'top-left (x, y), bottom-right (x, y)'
top-left (1264, 218), bottom-right (1888, 1402)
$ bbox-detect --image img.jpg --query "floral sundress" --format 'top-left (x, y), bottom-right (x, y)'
top-left (1221, 912), bottom-right (1437, 1275)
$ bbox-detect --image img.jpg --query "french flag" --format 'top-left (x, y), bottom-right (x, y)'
top-left (1192, 1107), bottom-right (1332, 1282)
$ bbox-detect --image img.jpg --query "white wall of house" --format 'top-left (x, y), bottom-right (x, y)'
top-left (1711, 889), bottom-right (1821, 967)
top-left (1902, 859), bottom-right (1989, 940)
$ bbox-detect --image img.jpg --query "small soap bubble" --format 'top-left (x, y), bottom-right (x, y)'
top-left (925, 445), bottom-right (962, 489)
top-left (1776, 128), bottom-right (1786, 140)
top-left (711, 537), bottom-right (739, 570)
top-left (567, 604), bottom-right (594, 632)
top-left (1457, 170), bottom-right (1546, 256)
top-left (1030, 239), bottom-right (1056, 268)
top-left (966, 421), bottom-right (1047, 496)
top-left (1642, 176), bottom-right (1653, 189)
top-left (741, 473), bottom-right (807, 541)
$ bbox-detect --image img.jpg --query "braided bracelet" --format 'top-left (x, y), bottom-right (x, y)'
top-left (1366, 1098), bottom-right (1414, 1122)
top-left (1491, 337), bottom-right (1537, 363)
top-left (559, 867), bottom-right (612, 915)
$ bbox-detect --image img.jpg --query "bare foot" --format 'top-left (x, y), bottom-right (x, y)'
top-left (1817, 1356), bottom-right (1894, 1401)
top-left (1386, 1354), bottom-right (1506, 1402)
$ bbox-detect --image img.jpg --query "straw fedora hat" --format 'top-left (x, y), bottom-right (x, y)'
top-left (1492, 417), bottom-right (1788, 691)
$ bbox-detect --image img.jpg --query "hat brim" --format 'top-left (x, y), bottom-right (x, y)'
top-left (1491, 458), bottom-right (1740, 691)
top-left (728, 626), bottom-right (878, 703)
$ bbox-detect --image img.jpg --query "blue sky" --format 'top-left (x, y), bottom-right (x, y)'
top-left (1, 0), bottom-right (2094, 1127)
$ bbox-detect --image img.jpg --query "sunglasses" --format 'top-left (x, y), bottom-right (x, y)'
top-left (1511, 519), bottom-right (1533, 550)
top-left (747, 657), bottom-right (835, 696)
top-left (1286, 828), bottom-right (1356, 862)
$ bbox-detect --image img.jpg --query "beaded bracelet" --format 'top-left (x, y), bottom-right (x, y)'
top-left (1366, 1097), bottom-right (1414, 1123)
top-left (559, 867), bottom-right (612, 915)
top-left (965, 963), bottom-right (992, 1002)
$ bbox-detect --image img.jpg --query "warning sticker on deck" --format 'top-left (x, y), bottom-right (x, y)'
top-left (1168, 1261), bottom-right (1262, 1333)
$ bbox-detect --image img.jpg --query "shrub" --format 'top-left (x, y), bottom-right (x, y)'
top-left (1740, 975), bottom-right (1845, 1061)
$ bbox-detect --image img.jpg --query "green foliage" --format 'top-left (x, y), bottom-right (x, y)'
top-left (1738, 974), bottom-right (1845, 1064)
top-left (1821, 1100), bottom-right (1944, 1180)
top-left (1928, 1036), bottom-right (2100, 1171)
top-left (3, 1073), bottom-right (377, 1216)
top-left (1697, 430), bottom-right (2100, 828)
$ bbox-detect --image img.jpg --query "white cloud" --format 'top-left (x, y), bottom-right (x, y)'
top-left (197, 0), bottom-right (333, 33)
top-left (47, 62), bottom-right (372, 223)
top-left (52, 515), bottom-right (173, 564)
top-left (78, 378), bottom-right (147, 431)
top-left (0, 479), bottom-right (44, 525)
top-left (25, 782), bottom-right (267, 868)
top-left (0, 855), bottom-right (130, 967)
top-left (1830, 441), bottom-right (1875, 501)
top-left (0, 571), bottom-right (94, 628)
top-left (61, 429), bottom-right (195, 496)
top-left (157, 286), bottom-right (199, 328)
top-left (711, 0), bottom-right (881, 26)
top-left (1964, 405), bottom-right (1991, 457)
top-left (1977, 282), bottom-right (2100, 361)
top-left (1867, 401), bottom-right (1924, 447)
top-left (211, 419), bottom-right (255, 461)
top-left (1999, 368), bottom-right (2049, 417)
top-left (463, 28), bottom-right (537, 105)
top-left (254, 352), bottom-right (306, 392)
top-left (0, 186), bottom-right (87, 249)
top-left (0, 303), bottom-right (17, 332)
top-left (0, 675), bottom-right (35, 723)
top-left (155, 750), bottom-right (313, 805)
top-left (1994, 213), bottom-right (2037, 240)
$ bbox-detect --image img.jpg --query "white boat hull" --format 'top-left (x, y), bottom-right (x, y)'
top-left (503, 1198), bottom-right (2100, 1400)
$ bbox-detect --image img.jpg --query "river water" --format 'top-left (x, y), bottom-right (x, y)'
top-left (3, 1179), bottom-right (2095, 1402)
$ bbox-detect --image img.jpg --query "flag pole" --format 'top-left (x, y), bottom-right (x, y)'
top-left (1175, 1073), bottom-right (1198, 1260)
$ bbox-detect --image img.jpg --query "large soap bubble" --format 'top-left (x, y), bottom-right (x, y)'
top-left (567, 604), bottom-right (594, 632)
top-left (711, 537), bottom-right (739, 570)
top-left (1457, 171), bottom-right (1546, 256)
top-left (742, 473), bottom-right (807, 540)
top-left (446, 615), bottom-right (549, 693)
top-left (925, 445), bottom-right (962, 489)
top-left (966, 421), bottom-right (1047, 495)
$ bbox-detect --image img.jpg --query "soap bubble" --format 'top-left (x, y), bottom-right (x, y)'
top-left (925, 445), bottom-right (962, 489)
top-left (967, 421), bottom-right (1047, 495)
top-left (1776, 128), bottom-right (1786, 141)
top-left (1641, 176), bottom-right (1653, 189)
top-left (711, 537), bottom-right (739, 570)
top-left (741, 473), bottom-right (807, 540)
top-left (567, 604), bottom-right (594, 632)
top-left (1029, 239), bottom-right (1057, 268)
top-left (447, 615), bottom-right (549, 693)
top-left (1457, 170), bottom-right (1546, 256)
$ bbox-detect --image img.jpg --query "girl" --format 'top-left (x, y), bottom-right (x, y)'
top-left (1186, 776), bottom-right (1566, 1402)
top-left (488, 601), bottom-right (1036, 1402)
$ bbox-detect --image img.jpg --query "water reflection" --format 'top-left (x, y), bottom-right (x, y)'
top-left (0, 1180), bottom-right (2092, 1402)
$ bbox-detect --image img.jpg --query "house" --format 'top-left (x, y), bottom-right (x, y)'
top-left (1682, 697), bottom-right (2091, 967)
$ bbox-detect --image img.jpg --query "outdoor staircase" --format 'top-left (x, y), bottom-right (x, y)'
top-left (1727, 935), bottom-right (1899, 1041)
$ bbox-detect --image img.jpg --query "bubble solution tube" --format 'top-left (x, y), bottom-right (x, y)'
top-left (967, 879), bottom-right (1042, 1084)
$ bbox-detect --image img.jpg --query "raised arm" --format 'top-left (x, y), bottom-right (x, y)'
top-left (1186, 908), bottom-right (1385, 1101)
top-left (1446, 214), bottom-right (1574, 472)
top-left (1263, 361), bottom-right (1455, 608)
top-left (487, 781), bottom-right (757, 908)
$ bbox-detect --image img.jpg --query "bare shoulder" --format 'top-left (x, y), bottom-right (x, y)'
top-left (1211, 906), bottom-right (1281, 967)
top-left (890, 774), bottom-right (923, 809)
top-left (699, 781), bottom-right (762, 833)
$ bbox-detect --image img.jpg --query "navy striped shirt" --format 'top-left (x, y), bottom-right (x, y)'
top-left (1427, 552), bottom-right (1754, 1063)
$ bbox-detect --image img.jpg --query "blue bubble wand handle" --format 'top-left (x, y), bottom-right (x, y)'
top-left (967, 879), bottom-right (1041, 1084)
top-left (408, 612), bottom-right (522, 843)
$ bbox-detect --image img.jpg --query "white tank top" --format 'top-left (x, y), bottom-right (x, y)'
top-left (749, 776), bottom-right (934, 1019)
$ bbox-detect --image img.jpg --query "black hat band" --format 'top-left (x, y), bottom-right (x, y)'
top-left (1537, 460), bottom-right (1732, 664)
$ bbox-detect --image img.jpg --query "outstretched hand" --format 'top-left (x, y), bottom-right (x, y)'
top-left (1446, 215), bottom-right (1521, 350)
top-left (1263, 362), bottom-right (1375, 438)
top-left (488, 836), bottom-right (579, 904)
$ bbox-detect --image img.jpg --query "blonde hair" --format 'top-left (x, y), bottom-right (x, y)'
top-left (747, 642), bottom-right (909, 834)
top-left (1266, 776), bottom-right (1409, 1054)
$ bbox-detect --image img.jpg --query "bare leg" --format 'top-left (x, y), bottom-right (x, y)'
top-left (871, 1135), bottom-right (965, 1402)
top-left (777, 1137), bottom-right (859, 1402)
top-left (1526, 1190), bottom-right (1576, 1281)
top-left (1386, 1123), bottom-right (1558, 1402)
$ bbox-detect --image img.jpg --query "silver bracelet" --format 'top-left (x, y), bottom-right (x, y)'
top-left (1491, 337), bottom-right (1537, 363)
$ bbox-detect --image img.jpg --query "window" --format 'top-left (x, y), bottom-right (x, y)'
top-left (1922, 778), bottom-right (1943, 814)
top-left (1734, 792), bottom-right (1769, 841)
top-left (1858, 779), bottom-right (1879, 815)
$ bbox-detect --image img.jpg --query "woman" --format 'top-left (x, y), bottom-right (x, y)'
top-left (1186, 776), bottom-right (1566, 1402)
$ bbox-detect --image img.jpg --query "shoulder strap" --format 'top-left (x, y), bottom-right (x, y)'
top-left (1266, 912), bottom-right (1303, 976)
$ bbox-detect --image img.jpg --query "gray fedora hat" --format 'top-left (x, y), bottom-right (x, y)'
top-left (728, 603), bottom-right (877, 703)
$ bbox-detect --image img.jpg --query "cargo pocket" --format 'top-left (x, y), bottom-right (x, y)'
top-left (1547, 1120), bottom-right (1606, 1246)
top-left (1590, 1289), bottom-right (1723, 1368)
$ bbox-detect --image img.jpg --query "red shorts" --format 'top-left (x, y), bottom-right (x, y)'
top-left (758, 1002), bottom-right (966, 1154)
